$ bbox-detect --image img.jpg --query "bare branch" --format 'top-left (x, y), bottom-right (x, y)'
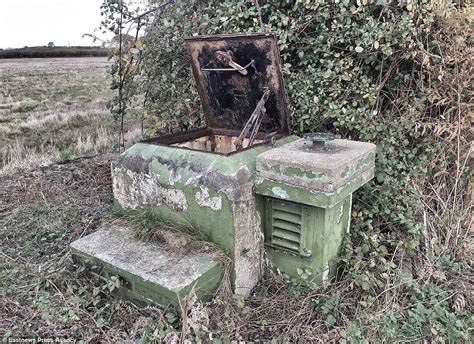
top-left (254, 0), bottom-right (265, 31)
top-left (126, 0), bottom-right (173, 23)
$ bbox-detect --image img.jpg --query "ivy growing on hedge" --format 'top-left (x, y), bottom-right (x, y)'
top-left (103, 0), bottom-right (472, 340)
top-left (135, 0), bottom-right (471, 291)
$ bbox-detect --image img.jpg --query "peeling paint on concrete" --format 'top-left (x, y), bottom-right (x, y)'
top-left (195, 186), bottom-right (222, 211)
top-left (169, 168), bottom-right (182, 186)
top-left (337, 203), bottom-right (344, 224)
top-left (322, 263), bottom-right (330, 284)
top-left (232, 184), bottom-right (263, 296)
top-left (271, 186), bottom-right (289, 199)
top-left (112, 167), bottom-right (188, 212)
top-left (112, 150), bottom-right (266, 296)
top-left (185, 175), bottom-right (202, 186)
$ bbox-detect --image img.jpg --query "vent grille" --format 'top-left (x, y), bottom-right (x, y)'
top-left (270, 200), bottom-right (302, 253)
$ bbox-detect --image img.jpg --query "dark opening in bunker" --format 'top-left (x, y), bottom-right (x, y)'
top-left (143, 127), bottom-right (286, 156)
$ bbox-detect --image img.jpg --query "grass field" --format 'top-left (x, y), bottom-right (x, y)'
top-left (0, 58), bottom-right (148, 341)
top-left (0, 57), bottom-right (109, 171)
top-left (0, 57), bottom-right (140, 174)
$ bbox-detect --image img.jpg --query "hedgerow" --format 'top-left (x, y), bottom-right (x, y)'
top-left (101, 0), bottom-right (472, 341)
top-left (0, 46), bottom-right (109, 59)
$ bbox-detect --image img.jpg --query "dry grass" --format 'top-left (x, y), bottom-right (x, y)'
top-left (0, 58), bottom-right (159, 341)
top-left (0, 57), bottom-right (140, 174)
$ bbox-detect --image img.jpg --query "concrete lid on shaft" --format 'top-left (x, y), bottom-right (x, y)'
top-left (256, 139), bottom-right (376, 193)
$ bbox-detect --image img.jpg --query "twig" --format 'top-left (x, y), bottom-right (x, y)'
top-left (0, 251), bottom-right (15, 262)
top-left (254, 0), bottom-right (265, 31)
top-left (126, 0), bottom-right (173, 23)
top-left (178, 283), bottom-right (197, 344)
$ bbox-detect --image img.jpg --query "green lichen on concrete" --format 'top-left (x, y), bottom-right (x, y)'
top-left (284, 166), bottom-right (327, 180)
top-left (338, 150), bottom-right (376, 179)
top-left (340, 165), bottom-right (351, 178)
top-left (111, 135), bottom-right (299, 295)
top-left (260, 162), bottom-right (327, 180)
top-left (355, 151), bottom-right (375, 170)
top-left (256, 168), bottom-right (373, 208)
top-left (70, 225), bottom-right (223, 307)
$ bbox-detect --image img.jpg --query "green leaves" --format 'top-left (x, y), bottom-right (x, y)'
top-left (311, 292), bottom-right (343, 328)
top-left (97, 1), bottom-right (471, 340)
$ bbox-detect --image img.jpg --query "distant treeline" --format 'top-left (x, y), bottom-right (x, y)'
top-left (0, 46), bottom-right (110, 59)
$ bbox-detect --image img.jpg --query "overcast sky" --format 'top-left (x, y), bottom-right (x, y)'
top-left (0, 0), bottom-right (107, 48)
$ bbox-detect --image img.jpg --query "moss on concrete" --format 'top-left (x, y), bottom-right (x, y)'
top-left (70, 225), bottom-right (223, 307)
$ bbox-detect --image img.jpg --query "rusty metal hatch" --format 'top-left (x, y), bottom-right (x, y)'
top-left (185, 32), bottom-right (290, 135)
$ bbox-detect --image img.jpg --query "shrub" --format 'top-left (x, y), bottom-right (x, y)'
top-left (103, 0), bottom-right (472, 341)
top-left (0, 46), bottom-right (109, 59)
top-left (138, 0), bottom-right (471, 272)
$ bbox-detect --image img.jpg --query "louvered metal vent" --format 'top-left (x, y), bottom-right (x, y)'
top-left (265, 198), bottom-right (312, 257)
top-left (271, 201), bottom-right (302, 251)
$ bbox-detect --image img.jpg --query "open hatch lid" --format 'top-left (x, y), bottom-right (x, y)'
top-left (185, 32), bottom-right (290, 135)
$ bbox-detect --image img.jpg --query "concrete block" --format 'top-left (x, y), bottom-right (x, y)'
top-left (111, 135), bottom-right (298, 296)
top-left (255, 138), bottom-right (375, 280)
top-left (256, 139), bottom-right (376, 194)
top-left (70, 224), bottom-right (222, 307)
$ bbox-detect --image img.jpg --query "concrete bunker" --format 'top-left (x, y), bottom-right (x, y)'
top-left (71, 32), bottom-right (376, 307)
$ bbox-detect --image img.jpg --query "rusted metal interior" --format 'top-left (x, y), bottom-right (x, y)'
top-left (144, 127), bottom-right (278, 155)
top-left (172, 135), bottom-right (264, 154)
top-left (144, 33), bottom-right (290, 156)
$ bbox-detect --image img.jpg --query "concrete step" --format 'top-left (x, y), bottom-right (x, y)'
top-left (70, 224), bottom-right (223, 307)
